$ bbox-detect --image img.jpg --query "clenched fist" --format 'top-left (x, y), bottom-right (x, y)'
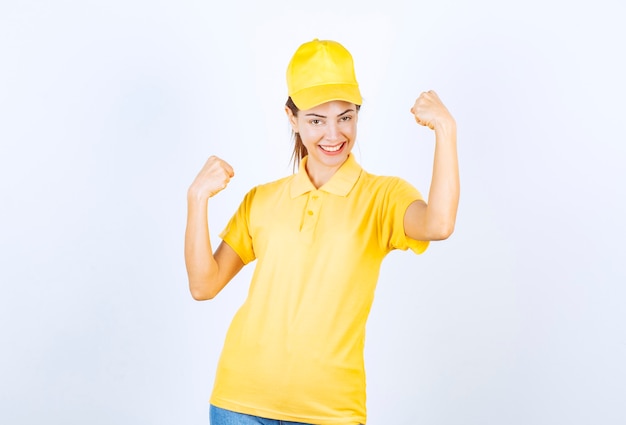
top-left (188, 155), bottom-right (235, 200)
top-left (410, 90), bottom-right (455, 131)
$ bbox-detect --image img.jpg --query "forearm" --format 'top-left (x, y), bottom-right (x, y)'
top-left (424, 119), bottom-right (460, 239)
top-left (184, 191), bottom-right (219, 299)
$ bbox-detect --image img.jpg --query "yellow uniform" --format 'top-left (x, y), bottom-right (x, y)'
top-left (211, 154), bottom-right (428, 425)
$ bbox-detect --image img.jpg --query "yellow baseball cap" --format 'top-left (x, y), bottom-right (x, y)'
top-left (286, 39), bottom-right (362, 110)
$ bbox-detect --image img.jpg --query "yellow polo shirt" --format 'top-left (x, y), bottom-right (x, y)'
top-left (211, 155), bottom-right (428, 425)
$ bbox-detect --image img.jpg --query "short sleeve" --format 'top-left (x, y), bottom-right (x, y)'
top-left (219, 187), bottom-right (257, 265)
top-left (381, 177), bottom-right (429, 255)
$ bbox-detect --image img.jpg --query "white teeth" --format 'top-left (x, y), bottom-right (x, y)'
top-left (320, 143), bottom-right (343, 152)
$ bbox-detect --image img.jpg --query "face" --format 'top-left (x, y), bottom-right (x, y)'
top-left (286, 100), bottom-right (358, 175)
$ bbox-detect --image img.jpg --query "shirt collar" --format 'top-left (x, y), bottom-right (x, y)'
top-left (290, 154), bottom-right (362, 198)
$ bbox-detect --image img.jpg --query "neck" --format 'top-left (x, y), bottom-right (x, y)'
top-left (305, 159), bottom-right (345, 189)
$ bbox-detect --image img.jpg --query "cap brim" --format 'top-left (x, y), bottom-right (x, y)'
top-left (291, 84), bottom-right (362, 111)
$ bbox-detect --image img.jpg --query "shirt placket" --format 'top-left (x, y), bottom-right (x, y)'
top-left (300, 190), bottom-right (323, 245)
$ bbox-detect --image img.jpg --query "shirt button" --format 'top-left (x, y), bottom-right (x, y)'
top-left (312, 195), bottom-right (319, 200)
top-left (307, 210), bottom-right (314, 215)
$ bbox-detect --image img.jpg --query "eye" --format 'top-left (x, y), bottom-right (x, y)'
top-left (340, 115), bottom-right (352, 122)
top-left (309, 119), bottom-right (323, 126)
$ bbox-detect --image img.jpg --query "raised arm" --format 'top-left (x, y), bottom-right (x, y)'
top-left (185, 155), bottom-right (244, 300)
top-left (404, 90), bottom-right (460, 241)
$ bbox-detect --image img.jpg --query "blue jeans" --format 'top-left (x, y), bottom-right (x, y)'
top-left (210, 405), bottom-right (317, 425)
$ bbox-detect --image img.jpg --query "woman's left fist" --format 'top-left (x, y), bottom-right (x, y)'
top-left (410, 90), bottom-right (454, 131)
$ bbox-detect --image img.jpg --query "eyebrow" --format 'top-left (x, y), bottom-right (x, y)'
top-left (304, 109), bottom-right (355, 118)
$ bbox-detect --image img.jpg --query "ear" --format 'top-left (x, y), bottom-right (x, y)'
top-left (284, 106), bottom-right (299, 133)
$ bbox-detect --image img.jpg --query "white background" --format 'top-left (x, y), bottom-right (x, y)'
top-left (1, 1), bottom-right (625, 424)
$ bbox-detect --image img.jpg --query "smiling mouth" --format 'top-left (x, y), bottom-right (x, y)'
top-left (319, 142), bottom-right (345, 153)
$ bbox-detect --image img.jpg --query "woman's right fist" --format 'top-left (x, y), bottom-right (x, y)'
top-left (188, 155), bottom-right (235, 199)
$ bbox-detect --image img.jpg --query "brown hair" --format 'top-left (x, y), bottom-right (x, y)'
top-left (286, 97), bottom-right (361, 170)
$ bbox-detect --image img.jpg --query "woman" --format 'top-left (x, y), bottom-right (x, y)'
top-left (185, 39), bottom-right (459, 425)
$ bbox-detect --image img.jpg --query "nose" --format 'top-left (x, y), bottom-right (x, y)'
top-left (325, 120), bottom-right (341, 142)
